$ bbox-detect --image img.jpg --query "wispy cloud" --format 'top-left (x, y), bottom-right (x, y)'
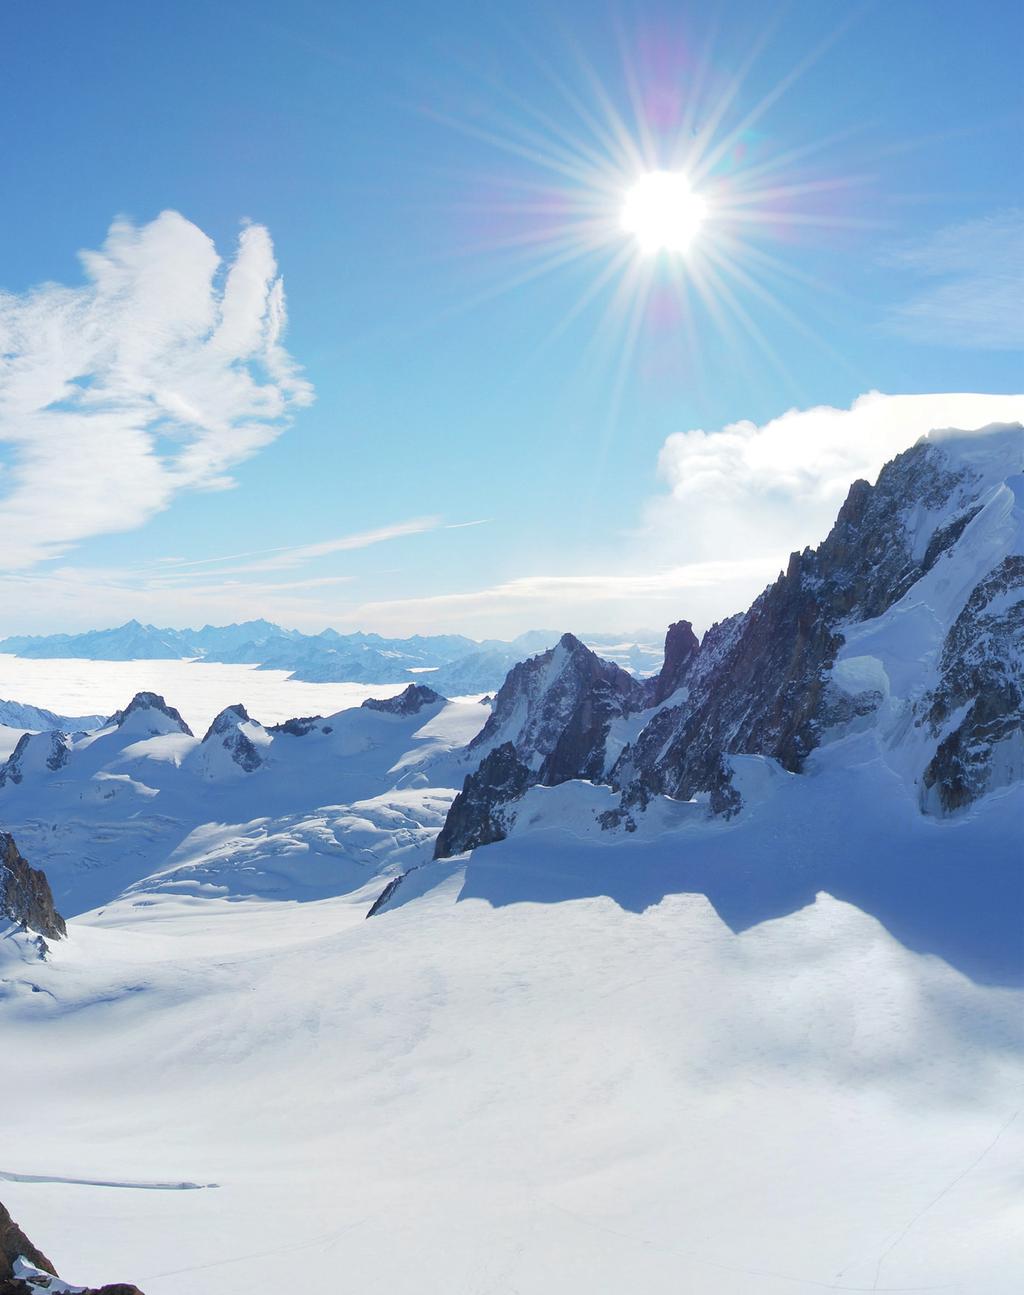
top-left (150, 517), bottom-right (444, 579)
top-left (353, 391), bottom-right (1024, 637)
top-left (883, 209), bottom-right (1024, 350)
top-left (0, 211), bottom-right (312, 568)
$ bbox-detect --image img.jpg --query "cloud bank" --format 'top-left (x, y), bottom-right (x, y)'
top-left (354, 391), bottom-right (1024, 637)
top-left (645, 390), bottom-right (1024, 573)
top-left (0, 211), bottom-right (311, 568)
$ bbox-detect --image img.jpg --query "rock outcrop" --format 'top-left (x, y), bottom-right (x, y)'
top-left (434, 635), bottom-right (645, 856)
top-left (200, 705), bottom-right (266, 773)
top-left (434, 743), bottom-right (534, 858)
top-left (1, 1199), bottom-right (145, 1293)
top-left (0, 733), bottom-right (71, 788)
top-left (612, 432), bottom-right (1020, 814)
top-left (920, 554), bottom-right (1024, 813)
top-left (362, 684), bottom-right (443, 716)
top-left (647, 620), bottom-right (700, 706)
top-left (432, 426), bottom-right (1024, 853)
top-left (0, 1201), bottom-right (56, 1282)
top-left (0, 832), bottom-right (66, 940)
top-left (105, 692), bottom-right (193, 737)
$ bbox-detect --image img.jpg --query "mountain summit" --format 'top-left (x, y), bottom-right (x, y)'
top-left (435, 423), bottom-right (1024, 854)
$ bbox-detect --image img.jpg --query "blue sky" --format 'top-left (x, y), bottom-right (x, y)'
top-left (0, 0), bottom-right (1021, 637)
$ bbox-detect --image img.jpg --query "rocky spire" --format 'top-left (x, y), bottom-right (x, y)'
top-left (105, 692), bottom-right (193, 737)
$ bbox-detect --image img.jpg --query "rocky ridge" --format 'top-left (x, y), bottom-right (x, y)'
top-left (433, 425), bottom-right (1024, 856)
top-left (0, 832), bottom-right (66, 942)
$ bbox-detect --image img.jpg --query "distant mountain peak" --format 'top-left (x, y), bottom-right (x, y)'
top-left (106, 692), bottom-right (193, 737)
top-left (362, 684), bottom-right (444, 716)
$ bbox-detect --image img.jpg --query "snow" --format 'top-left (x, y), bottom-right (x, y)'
top-left (1, 876), bottom-right (1020, 1294)
top-left (0, 427), bottom-right (1019, 1295)
top-left (0, 655), bottom-right (411, 737)
top-left (0, 657), bottom-right (1018, 1293)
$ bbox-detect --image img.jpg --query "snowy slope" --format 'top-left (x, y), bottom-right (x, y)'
top-left (0, 687), bottom-right (490, 915)
top-left (0, 425), bottom-right (1019, 1295)
top-left (0, 880), bottom-right (1021, 1295)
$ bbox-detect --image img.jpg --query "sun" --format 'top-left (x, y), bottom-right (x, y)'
top-left (620, 171), bottom-right (708, 256)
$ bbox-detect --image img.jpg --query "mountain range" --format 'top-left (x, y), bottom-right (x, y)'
top-left (0, 421), bottom-right (1021, 1293)
top-left (0, 622), bottom-right (664, 694)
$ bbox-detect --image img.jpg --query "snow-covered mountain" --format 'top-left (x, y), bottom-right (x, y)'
top-left (0, 700), bottom-right (105, 733)
top-left (0, 423), bottom-right (1020, 1294)
top-left (0, 423), bottom-right (1019, 956)
top-left (0, 622), bottom-right (663, 693)
top-left (434, 423), bottom-right (1024, 860)
top-left (0, 683), bottom-right (485, 914)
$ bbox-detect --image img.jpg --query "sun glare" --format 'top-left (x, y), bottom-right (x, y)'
top-left (621, 171), bottom-right (708, 255)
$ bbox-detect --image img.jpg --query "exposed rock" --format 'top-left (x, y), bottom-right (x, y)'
top-left (434, 635), bottom-right (646, 856)
top-left (0, 832), bottom-right (66, 940)
top-left (920, 555), bottom-right (1024, 813)
top-left (0, 1201), bottom-right (57, 1282)
top-left (198, 705), bottom-right (266, 775)
top-left (613, 436), bottom-right (992, 811)
top-left (267, 714), bottom-right (323, 736)
top-left (648, 620), bottom-right (700, 705)
top-left (1, 1200), bottom-right (145, 1293)
top-left (0, 733), bottom-right (71, 787)
top-left (469, 633), bottom-right (644, 772)
top-left (434, 743), bottom-right (534, 858)
top-left (362, 684), bottom-right (443, 716)
top-left (366, 868), bottom-right (416, 917)
top-left (105, 692), bottom-right (192, 737)
top-left (433, 430), bottom-right (1023, 853)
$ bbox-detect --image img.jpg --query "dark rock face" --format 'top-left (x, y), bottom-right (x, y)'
top-left (362, 684), bottom-right (443, 716)
top-left (433, 434), bottom-right (1020, 853)
top-left (434, 635), bottom-right (646, 856)
top-left (0, 832), bottom-right (66, 940)
top-left (648, 620), bottom-right (700, 706)
top-left (435, 743), bottom-right (534, 858)
top-left (469, 633), bottom-right (644, 771)
top-left (201, 705), bottom-right (264, 773)
top-left (105, 692), bottom-right (193, 737)
top-left (0, 732), bottom-right (71, 787)
top-left (921, 555), bottom-right (1024, 813)
top-left (0, 1200), bottom-right (57, 1282)
top-left (613, 438), bottom-right (981, 810)
top-left (268, 715), bottom-right (323, 736)
top-left (1, 1199), bottom-right (145, 1293)
top-left (366, 869), bottom-right (415, 917)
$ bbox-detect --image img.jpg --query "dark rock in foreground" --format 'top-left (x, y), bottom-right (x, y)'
top-left (0, 833), bottom-right (66, 941)
top-left (0, 1199), bottom-right (144, 1294)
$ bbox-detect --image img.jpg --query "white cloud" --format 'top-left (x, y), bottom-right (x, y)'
top-left (646, 390), bottom-right (1024, 573)
top-left (353, 392), bottom-right (1024, 638)
top-left (0, 211), bottom-right (311, 568)
top-left (883, 210), bottom-right (1024, 350)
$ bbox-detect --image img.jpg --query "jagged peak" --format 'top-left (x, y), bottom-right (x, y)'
top-left (202, 704), bottom-right (254, 742)
top-left (0, 730), bottom-right (72, 787)
top-left (105, 692), bottom-right (193, 736)
top-left (362, 684), bottom-right (444, 716)
top-left (651, 620), bottom-right (700, 705)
